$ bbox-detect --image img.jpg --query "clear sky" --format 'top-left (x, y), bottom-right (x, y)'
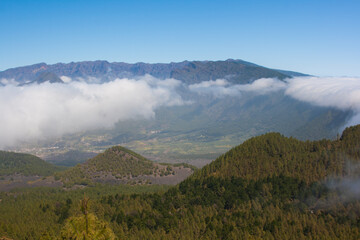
top-left (0, 0), bottom-right (359, 76)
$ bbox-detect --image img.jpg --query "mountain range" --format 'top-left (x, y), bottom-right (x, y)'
top-left (0, 59), bottom-right (307, 85)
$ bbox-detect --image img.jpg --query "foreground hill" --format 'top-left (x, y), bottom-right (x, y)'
top-left (0, 151), bottom-right (63, 176)
top-left (190, 125), bottom-right (360, 183)
top-left (2, 126), bottom-right (360, 239)
top-left (56, 146), bottom-right (194, 187)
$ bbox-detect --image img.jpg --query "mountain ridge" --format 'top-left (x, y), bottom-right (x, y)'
top-left (0, 59), bottom-right (306, 84)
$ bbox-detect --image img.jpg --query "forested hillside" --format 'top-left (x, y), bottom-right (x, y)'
top-left (1, 126), bottom-right (360, 239)
top-left (0, 151), bottom-right (63, 176)
top-left (191, 131), bottom-right (352, 183)
top-left (56, 146), bottom-right (193, 187)
top-left (191, 125), bottom-right (360, 182)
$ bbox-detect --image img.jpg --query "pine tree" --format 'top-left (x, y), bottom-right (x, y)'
top-left (60, 195), bottom-right (116, 240)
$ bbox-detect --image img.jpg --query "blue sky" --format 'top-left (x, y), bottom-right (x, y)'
top-left (0, 0), bottom-right (359, 76)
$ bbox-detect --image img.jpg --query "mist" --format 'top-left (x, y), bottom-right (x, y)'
top-left (311, 160), bottom-right (360, 209)
top-left (0, 76), bottom-right (183, 148)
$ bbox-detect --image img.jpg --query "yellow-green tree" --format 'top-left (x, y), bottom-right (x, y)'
top-left (60, 196), bottom-right (116, 240)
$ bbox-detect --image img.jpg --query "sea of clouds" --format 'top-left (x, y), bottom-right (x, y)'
top-left (0, 75), bottom-right (359, 148)
top-left (189, 76), bottom-right (360, 128)
top-left (0, 75), bottom-right (183, 147)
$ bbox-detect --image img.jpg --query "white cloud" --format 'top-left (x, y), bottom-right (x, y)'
top-left (0, 78), bottom-right (18, 86)
top-left (60, 76), bottom-right (72, 83)
top-left (285, 76), bottom-right (360, 112)
top-left (189, 76), bottom-right (360, 127)
top-left (0, 77), bottom-right (183, 148)
top-left (236, 78), bottom-right (286, 93)
top-left (190, 79), bottom-right (229, 88)
top-left (285, 76), bottom-right (360, 129)
top-left (189, 78), bottom-right (286, 97)
top-left (189, 79), bottom-right (239, 97)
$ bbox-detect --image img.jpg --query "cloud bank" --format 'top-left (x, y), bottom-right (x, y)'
top-left (0, 76), bottom-right (183, 148)
top-left (1, 74), bottom-right (360, 147)
top-left (285, 76), bottom-right (360, 128)
top-left (189, 78), bottom-right (287, 97)
top-left (189, 79), bottom-right (239, 97)
top-left (189, 76), bottom-right (360, 127)
top-left (285, 77), bottom-right (360, 112)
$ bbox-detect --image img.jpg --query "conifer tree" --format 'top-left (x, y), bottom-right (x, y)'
top-left (60, 195), bottom-right (116, 240)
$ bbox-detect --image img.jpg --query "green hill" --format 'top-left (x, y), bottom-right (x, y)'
top-left (0, 151), bottom-right (63, 176)
top-left (87, 146), bottom-right (154, 173)
top-left (191, 125), bottom-right (360, 183)
top-left (57, 146), bottom-right (194, 187)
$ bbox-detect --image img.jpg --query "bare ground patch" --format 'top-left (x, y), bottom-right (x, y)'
top-left (89, 164), bottom-right (194, 186)
top-left (0, 174), bottom-right (63, 192)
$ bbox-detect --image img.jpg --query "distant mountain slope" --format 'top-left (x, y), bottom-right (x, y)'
top-left (0, 151), bottom-right (63, 176)
top-left (32, 72), bottom-right (64, 84)
top-left (19, 72), bottom-right (64, 86)
top-left (0, 59), bottom-right (305, 84)
top-left (56, 146), bottom-right (194, 187)
top-left (191, 125), bottom-right (360, 183)
top-left (0, 61), bottom-right (187, 82)
top-left (44, 150), bottom-right (98, 167)
top-left (170, 59), bottom-right (290, 84)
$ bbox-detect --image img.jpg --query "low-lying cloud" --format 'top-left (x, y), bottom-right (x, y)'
top-left (1, 74), bottom-right (360, 147)
top-left (189, 78), bottom-right (287, 97)
top-left (0, 76), bottom-right (183, 148)
top-left (285, 76), bottom-right (360, 128)
top-left (313, 160), bottom-right (360, 207)
top-left (285, 77), bottom-right (360, 112)
top-left (0, 78), bottom-right (17, 86)
top-left (189, 79), bottom-right (239, 97)
top-left (189, 76), bottom-right (360, 127)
